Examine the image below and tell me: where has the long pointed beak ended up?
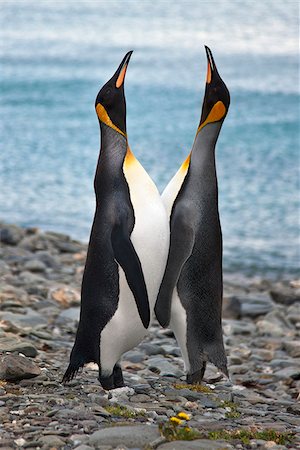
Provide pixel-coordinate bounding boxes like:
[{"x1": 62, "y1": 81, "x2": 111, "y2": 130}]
[
  {"x1": 115, "y1": 50, "x2": 133, "y2": 88},
  {"x1": 204, "y1": 45, "x2": 216, "y2": 84}
]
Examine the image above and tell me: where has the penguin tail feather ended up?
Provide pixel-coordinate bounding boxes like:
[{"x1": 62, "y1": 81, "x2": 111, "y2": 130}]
[{"x1": 62, "y1": 361, "x2": 84, "y2": 384}]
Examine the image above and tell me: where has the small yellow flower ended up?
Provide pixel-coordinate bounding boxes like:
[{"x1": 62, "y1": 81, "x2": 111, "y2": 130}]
[
  {"x1": 170, "y1": 417, "x2": 182, "y2": 425},
  {"x1": 184, "y1": 427, "x2": 191, "y2": 432},
  {"x1": 177, "y1": 412, "x2": 190, "y2": 420}
]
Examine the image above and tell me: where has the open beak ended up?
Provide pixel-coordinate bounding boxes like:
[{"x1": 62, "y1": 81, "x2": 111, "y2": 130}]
[{"x1": 115, "y1": 51, "x2": 133, "y2": 88}]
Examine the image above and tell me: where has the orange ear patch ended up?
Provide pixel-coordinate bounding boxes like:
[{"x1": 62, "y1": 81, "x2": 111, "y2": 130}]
[
  {"x1": 96, "y1": 103, "x2": 126, "y2": 137},
  {"x1": 197, "y1": 101, "x2": 226, "y2": 134},
  {"x1": 116, "y1": 65, "x2": 127, "y2": 88}
]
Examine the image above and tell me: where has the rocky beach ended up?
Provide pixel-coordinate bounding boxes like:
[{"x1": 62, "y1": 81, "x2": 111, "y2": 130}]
[{"x1": 0, "y1": 222, "x2": 299, "y2": 450}]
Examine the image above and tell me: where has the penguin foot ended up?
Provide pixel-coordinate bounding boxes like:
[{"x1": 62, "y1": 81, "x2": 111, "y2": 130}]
[
  {"x1": 99, "y1": 372, "x2": 115, "y2": 390},
  {"x1": 113, "y1": 364, "x2": 125, "y2": 388},
  {"x1": 186, "y1": 362, "x2": 207, "y2": 384},
  {"x1": 99, "y1": 364, "x2": 125, "y2": 390}
]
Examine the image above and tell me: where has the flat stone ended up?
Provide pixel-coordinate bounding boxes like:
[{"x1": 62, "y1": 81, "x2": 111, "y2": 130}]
[
  {"x1": 0, "y1": 354, "x2": 41, "y2": 381},
  {"x1": 0, "y1": 335, "x2": 38, "y2": 357},
  {"x1": 139, "y1": 343, "x2": 166, "y2": 355},
  {"x1": 133, "y1": 383, "x2": 151, "y2": 394},
  {"x1": 129, "y1": 394, "x2": 151, "y2": 403},
  {"x1": 23, "y1": 259, "x2": 47, "y2": 272},
  {"x1": 0, "y1": 308, "x2": 48, "y2": 327},
  {"x1": 287, "y1": 404, "x2": 300, "y2": 415},
  {"x1": 89, "y1": 425, "x2": 160, "y2": 447},
  {"x1": 256, "y1": 320, "x2": 285, "y2": 337},
  {"x1": 242, "y1": 303, "x2": 273, "y2": 317},
  {"x1": 158, "y1": 439, "x2": 233, "y2": 449},
  {"x1": 56, "y1": 307, "x2": 80, "y2": 323},
  {"x1": 74, "y1": 446, "x2": 95, "y2": 450},
  {"x1": 147, "y1": 357, "x2": 184, "y2": 377},
  {"x1": 223, "y1": 320, "x2": 256, "y2": 335},
  {"x1": 122, "y1": 350, "x2": 145, "y2": 363},
  {"x1": 270, "y1": 286, "x2": 300, "y2": 305},
  {"x1": 274, "y1": 367, "x2": 300, "y2": 380},
  {"x1": 161, "y1": 344, "x2": 181, "y2": 356},
  {"x1": 39, "y1": 435, "x2": 65, "y2": 447},
  {"x1": 283, "y1": 340, "x2": 300, "y2": 358}
]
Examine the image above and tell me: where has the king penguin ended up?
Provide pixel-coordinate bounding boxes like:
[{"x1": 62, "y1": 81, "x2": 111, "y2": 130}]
[
  {"x1": 155, "y1": 46, "x2": 230, "y2": 383},
  {"x1": 63, "y1": 51, "x2": 169, "y2": 389}
]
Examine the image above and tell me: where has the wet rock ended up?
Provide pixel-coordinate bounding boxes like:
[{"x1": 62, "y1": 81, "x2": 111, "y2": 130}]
[
  {"x1": 89, "y1": 425, "x2": 160, "y2": 447},
  {"x1": 0, "y1": 335, "x2": 38, "y2": 357},
  {"x1": 0, "y1": 354, "x2": 40, "y2": 381}
]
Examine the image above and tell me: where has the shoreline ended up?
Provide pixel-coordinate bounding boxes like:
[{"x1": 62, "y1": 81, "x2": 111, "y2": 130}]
[
  {"x1": 1, "y1": 220, "x2": 299, "y2": 283},
  {"x1": 0, "y1": 221, "x2": 300, "y2": 449}
]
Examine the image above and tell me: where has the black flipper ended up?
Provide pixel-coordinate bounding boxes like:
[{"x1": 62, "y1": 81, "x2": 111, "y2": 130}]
[
  {"x1": 111, "y1": 223, "x2": 150, "y2": 328},
  {"x1": 155, "y1": 211, "x2": 195, "y2": 328}
]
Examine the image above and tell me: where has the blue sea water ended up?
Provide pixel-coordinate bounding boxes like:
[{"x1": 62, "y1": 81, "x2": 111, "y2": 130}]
[{"x1": 0, "y1": 0, "x2": 299, "y2": 278}]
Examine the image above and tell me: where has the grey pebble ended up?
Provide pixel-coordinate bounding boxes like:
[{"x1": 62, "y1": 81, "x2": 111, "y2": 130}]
[
  {"x1": 24, "y1": 259, "x2": 47, "y2": 272},
  {"x1": 158, "y1": 439, "x2": 234, "y2": 449},
  {"x1": 147, "y1": 357, "x2": 184, "y2": 377},
  {"x1": 74, "y1": 446, "x2": 95, "y2": 450},
  {"x1": 89, "y1": 425, "x2": 160, "y2": 448},
  {"x1": 0, "y1": 336, "x2": 38, "y2": 357}
]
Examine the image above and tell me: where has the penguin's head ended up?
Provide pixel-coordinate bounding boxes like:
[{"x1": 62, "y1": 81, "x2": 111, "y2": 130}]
[
  {"x1": 198, "y1": 46, "x2": 230, "y2": 133},
  {"x1": 95, "y1": 51, "x2": 133, "y2": 136}
]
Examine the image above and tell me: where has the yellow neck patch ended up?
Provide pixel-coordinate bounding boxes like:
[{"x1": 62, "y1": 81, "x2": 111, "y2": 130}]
[
  {"x1": 96, "y1": 103, "x2": 126, "y2": 137},
  {"x1": 180, "y1": 153, "x2": 191, "y2": 172},
  {"x1": 197, "y1": 100, "x2": 226, "y2": 134},
  {"x1": 124, "y1": 146, "x2": 136, "y2": 168}
]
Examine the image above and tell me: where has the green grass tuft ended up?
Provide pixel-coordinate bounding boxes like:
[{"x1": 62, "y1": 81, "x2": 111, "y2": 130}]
[
  {"x1": 159, "y1": 423, "x2": 201, "y2": 441},
  {"x1": 105, "y1": 404, "x2": 145, "y2": 419},
  {"x1": 173, "y1": 383, "x2": 213, "y2": 394},
  {"x1": 208, "y1": 429, "x2": 294, "y2": 445}
]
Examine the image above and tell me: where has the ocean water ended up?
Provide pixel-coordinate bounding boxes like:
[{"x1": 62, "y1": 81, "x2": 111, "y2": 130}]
[{"x1": 0, "y1": 0, "x2": 299, "y2": 278}]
